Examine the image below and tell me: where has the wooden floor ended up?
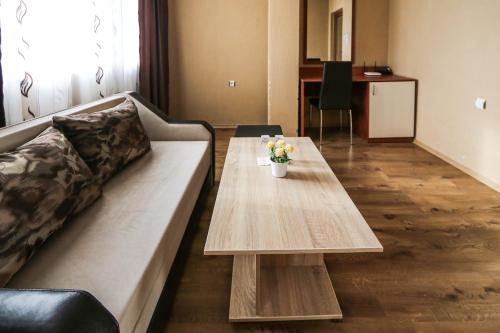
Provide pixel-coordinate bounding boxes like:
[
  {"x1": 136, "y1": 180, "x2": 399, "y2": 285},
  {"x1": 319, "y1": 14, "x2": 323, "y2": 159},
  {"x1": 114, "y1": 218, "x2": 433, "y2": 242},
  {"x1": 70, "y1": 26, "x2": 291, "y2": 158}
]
[{"x1": 161, "y1": 129, "x2": 500, "y2": 333}]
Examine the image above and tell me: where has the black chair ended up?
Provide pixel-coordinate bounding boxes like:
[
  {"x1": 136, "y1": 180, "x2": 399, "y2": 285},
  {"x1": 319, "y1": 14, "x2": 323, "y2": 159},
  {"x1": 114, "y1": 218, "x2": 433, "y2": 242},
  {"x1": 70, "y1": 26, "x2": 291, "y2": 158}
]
[
  {"x1": 309, "y1": 61, "x2": 353, "y2": 148},
  {"x1": 234, "y1": 125, "x2": 283, "y2": 137}
]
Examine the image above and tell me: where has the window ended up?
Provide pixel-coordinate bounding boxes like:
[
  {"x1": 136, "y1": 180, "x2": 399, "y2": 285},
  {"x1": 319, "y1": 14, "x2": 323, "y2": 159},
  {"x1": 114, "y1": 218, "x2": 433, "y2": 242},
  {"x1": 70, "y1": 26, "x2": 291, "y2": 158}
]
[{"x1": 0, "y1": 0, "x2": 139, "y2": 127}]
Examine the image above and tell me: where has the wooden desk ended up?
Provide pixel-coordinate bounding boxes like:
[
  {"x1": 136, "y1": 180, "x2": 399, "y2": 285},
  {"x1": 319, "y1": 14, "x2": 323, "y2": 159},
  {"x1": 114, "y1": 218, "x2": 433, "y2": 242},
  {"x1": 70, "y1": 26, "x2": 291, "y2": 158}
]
[
  {"x1": 299, "y1": 67, "x2": 417, "y2": 142},
  {"x1": 204, "y1": 137, "x2": 382, "y2": 322}
]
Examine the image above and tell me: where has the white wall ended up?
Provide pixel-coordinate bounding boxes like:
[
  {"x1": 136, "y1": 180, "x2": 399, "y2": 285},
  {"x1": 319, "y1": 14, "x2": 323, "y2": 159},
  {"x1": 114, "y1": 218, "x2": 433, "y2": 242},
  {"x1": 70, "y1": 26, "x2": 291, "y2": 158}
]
[{"x1": 388, "y1": 0, "x2": 500, "y2": 191}]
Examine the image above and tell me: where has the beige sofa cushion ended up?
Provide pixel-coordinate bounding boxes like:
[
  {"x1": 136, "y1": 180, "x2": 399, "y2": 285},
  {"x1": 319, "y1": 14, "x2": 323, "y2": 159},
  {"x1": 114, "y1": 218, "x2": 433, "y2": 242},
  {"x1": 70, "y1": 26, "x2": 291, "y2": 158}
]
[{"x1": 7, "y1": 140, "x2": 211, "y2": 333}]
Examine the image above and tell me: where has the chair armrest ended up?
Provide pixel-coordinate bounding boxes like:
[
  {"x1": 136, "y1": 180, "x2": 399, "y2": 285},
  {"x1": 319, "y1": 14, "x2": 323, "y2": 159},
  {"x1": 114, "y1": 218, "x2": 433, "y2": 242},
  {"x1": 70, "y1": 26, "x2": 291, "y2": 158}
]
[
  {"x1": 0, "y1": 289, "x2": 119, "y2": 333},
  {"x1": 126, "y1": 92, "x2": 215, "y2": 185}
]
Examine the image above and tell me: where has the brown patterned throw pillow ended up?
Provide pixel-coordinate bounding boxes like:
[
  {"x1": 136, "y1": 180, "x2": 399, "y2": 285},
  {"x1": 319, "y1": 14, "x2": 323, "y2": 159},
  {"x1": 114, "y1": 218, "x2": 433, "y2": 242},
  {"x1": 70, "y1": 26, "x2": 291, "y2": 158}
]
[
  {"x1": 0, "y1": 127, "x2": 102, "y2": 287},
  {"x1": 53, "y1": 99, "x2": 151, "y2": 184}
]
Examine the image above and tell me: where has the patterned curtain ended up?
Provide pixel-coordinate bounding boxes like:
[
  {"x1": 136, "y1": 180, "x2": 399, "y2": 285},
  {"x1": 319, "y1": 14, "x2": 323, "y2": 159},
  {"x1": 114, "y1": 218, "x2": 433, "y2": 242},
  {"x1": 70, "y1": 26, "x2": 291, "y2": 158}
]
[
  {"x1": 139, "y1": 0, "x2": 169, "y2": 114},
  {"x1": 0, "y1": 25, "x2": 5, "y2": 128},
  {"x1": 0, "y1": 0, "x2": 139, "y2": 127}
]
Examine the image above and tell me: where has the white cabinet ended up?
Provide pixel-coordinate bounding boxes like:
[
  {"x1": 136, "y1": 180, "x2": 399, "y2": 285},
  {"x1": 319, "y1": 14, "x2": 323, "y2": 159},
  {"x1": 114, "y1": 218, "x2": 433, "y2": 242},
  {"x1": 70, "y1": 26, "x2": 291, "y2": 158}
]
[{"x1": 368, "y1": 81, "x2": 415, "y2": 139}]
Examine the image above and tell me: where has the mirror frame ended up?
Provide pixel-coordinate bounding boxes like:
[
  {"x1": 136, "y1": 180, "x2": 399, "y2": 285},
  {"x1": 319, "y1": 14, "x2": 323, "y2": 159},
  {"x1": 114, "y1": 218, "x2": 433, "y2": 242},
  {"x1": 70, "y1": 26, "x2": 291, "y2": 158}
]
[{"x1": 302, "y1": 0, "x2": 356, "y2": 65}]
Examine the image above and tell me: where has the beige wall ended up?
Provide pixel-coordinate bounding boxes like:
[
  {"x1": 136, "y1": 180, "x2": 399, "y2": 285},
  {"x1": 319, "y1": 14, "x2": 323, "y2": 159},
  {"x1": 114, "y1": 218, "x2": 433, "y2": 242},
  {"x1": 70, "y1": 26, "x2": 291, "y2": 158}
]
[
  {"x1": 168, "y1": 0, "x2": 268, "y2": 126},
  {"x1": 268, "y1": 0, "x2": 300, "y2": 136},
  {"x1": 306, "y1": 0, "x2": 329, "y2": 60},
  {"x1": 354, "y1": 0, "x2": 388, "y2": 66},
  {"x1": 388, "y1": 0, "x2": 500, "y2": 190}
]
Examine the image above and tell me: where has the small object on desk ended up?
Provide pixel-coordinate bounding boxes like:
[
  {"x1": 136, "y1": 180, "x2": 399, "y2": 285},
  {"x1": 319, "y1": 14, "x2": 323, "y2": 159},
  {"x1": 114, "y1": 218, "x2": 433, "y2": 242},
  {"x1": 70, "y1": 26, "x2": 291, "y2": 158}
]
[
  {"x1": 380, "y1": 66, "x2": 393, "y2": 75},
  {"x1": 364, "y1": 71, "x2": 382, "y2": 76},
  {"x1": 274, "y1": 135, "x2": 284, "y2": 139},
  {"x1": 261, "y1": 135, "x2": 270, "y2": 143}
]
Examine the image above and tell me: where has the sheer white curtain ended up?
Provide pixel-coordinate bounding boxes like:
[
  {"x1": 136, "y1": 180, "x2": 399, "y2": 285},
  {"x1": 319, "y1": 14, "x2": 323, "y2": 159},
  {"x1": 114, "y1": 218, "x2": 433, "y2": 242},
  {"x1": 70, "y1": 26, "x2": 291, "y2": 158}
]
[{"x1": 0, "y1": 0, "x2": 139, "y2": 126}]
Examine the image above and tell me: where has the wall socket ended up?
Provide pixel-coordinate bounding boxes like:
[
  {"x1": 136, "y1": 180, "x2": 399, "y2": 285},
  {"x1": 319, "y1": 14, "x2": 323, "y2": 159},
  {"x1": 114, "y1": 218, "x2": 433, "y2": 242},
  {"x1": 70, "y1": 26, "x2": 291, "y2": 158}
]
[
  {"x1": 475, "y1": 98, "x2": 487, "y2": 110},
  {"x1": 229, "y1": 80, "x2": 236, "y2": 88}
]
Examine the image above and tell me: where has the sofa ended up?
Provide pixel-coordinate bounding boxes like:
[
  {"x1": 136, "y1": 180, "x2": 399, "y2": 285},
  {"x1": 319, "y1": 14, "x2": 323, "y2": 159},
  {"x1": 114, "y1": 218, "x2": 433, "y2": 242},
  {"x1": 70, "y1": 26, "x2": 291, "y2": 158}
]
[{"x1": 0, "y1": 92, "x2": 214, "y2": 333}]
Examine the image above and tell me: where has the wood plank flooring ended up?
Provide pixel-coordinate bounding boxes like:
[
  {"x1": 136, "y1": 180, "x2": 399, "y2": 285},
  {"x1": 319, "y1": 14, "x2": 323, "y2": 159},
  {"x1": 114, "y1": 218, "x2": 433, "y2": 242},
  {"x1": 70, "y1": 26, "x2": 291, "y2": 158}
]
[{"x1": 161, "y1": 129, "x2": 500, "y2": 333}]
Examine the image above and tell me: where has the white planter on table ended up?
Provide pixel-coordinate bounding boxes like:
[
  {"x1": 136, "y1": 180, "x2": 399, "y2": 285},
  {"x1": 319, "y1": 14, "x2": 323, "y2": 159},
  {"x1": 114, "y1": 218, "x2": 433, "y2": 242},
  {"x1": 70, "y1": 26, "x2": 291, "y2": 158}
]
[{"x1": 271, "y1": 161, "x2": 288, "y2": 178}]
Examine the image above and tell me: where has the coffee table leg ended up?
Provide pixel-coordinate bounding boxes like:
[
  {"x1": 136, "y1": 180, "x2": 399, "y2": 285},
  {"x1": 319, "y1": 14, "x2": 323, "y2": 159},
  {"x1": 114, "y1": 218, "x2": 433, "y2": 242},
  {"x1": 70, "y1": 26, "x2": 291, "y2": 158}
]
[{"x1": 229, "y1": 254, "x2": 342, "y2": 322}]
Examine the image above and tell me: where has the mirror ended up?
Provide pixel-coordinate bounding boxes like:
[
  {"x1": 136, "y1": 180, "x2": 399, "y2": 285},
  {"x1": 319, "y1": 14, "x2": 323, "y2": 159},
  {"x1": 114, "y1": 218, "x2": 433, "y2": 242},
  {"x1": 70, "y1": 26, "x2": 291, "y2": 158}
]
[{"x1": 304, "y1": 0, "x2": 353, "y2": 63}]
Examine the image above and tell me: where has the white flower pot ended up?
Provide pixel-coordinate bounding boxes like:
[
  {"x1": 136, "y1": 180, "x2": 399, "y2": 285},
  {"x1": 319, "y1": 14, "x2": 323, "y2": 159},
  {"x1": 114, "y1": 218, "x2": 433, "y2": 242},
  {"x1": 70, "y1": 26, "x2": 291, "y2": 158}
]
[{"x1": 271, "y1": 161, "x2": 288, "y2": 178}]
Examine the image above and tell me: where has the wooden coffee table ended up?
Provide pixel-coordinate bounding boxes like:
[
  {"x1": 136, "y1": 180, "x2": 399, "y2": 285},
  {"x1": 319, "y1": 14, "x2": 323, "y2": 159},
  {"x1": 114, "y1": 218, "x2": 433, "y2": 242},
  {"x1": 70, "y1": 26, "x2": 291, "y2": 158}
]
[{"x1": 204, "y1": 137, "x2": 382, "y2": 322}]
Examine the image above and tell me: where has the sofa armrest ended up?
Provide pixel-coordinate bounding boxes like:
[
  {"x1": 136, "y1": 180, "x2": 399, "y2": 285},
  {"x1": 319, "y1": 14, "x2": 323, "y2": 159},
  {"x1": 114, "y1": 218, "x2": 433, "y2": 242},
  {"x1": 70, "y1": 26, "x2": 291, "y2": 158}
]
[
  {"x1": 0, "y1": 289, "x2": 119, "y2": 333},
  {"x1": 127, "y1": 92, "x2": 213, "y2": 142},
  {"x1": 126, "y1": 92, "x2": 215, "y2": 185}
]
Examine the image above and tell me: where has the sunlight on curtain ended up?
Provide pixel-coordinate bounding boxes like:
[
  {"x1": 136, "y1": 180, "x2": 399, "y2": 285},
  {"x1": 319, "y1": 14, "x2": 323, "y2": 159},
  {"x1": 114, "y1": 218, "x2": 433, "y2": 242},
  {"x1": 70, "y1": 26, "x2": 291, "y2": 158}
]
[{"x1": 0, "y1": 0, "x2": 139, "y2": 126}]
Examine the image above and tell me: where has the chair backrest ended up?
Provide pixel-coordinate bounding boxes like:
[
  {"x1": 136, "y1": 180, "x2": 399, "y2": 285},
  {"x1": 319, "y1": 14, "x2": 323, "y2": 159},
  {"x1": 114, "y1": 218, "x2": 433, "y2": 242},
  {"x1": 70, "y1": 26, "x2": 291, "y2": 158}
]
[{"x1": 319, "y1": 61, "x2": 352, "y2": 110}]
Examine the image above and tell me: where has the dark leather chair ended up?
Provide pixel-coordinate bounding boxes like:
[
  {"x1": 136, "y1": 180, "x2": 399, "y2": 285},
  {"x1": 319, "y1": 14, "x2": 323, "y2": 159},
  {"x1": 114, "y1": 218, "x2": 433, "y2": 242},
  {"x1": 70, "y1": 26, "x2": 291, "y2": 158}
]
[
  {"x1": 0, "y1": 289, "x2": 119, "y2": 333},
  {"x1": 234, "y1": 125, "x2": 283, "y2": 137},
  {"x1": 310, "y1": 61, "x2": 353, "y2": 148}
]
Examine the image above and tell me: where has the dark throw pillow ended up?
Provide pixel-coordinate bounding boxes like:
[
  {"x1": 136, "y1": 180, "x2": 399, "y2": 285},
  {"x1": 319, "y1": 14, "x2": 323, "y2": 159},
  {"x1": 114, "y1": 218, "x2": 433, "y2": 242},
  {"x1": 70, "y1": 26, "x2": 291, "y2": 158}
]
[
  {"x1": 0, "y1": 127, "x2": 102, "y2": 287},
  {"x1": 52, "y1": 99, "x2": 151, "y2": 184}
]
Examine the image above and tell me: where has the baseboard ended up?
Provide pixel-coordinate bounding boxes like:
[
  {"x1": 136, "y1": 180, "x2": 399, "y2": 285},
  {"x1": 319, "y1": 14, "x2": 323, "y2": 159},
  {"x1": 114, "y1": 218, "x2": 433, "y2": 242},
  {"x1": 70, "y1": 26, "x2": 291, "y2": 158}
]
[
  {"x1": 414, "y1": 139, "x2": 500, "y2": 193},
  {"x1": 368, "y1": 137, "x2": 414, "y2": 143}
]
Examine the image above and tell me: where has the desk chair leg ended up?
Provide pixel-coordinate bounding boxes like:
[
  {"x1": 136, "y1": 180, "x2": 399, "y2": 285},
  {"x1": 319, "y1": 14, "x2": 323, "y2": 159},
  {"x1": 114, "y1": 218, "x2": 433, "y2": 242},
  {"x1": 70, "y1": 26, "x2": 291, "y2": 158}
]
[
  {"x1": 309, "y1": 103, "x2": 313, "y2": 126},
  {"x1": 319, "y1": 109, "x2": 323, "y2": 151},
  {"x1": 349, "y1": 109, "x2": 353, "y2": 145}
]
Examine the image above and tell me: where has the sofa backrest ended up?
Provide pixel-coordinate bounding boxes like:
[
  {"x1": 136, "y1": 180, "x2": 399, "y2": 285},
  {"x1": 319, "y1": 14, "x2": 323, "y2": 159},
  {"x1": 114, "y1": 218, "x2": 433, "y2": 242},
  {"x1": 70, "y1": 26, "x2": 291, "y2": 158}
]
[{"x1": 0, "y1": 95, "x2": 128, "y2": 153}]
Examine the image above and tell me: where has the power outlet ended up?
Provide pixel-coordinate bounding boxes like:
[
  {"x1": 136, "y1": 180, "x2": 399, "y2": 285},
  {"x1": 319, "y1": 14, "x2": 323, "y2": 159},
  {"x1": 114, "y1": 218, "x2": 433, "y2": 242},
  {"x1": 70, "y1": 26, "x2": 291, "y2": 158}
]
[
  {"x1": 229, "y1": 80, "x2": 236, "y2": 88},
  {"x1": 475, "y1": 98, "x2": 487, "y2": 110}
]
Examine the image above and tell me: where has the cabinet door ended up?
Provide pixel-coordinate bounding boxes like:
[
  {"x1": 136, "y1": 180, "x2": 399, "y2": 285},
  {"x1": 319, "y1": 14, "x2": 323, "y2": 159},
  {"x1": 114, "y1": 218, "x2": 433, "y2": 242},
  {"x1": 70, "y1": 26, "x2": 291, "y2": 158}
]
[{"x1": 369, "y1": 81, "x2": 415, "y2": 138}]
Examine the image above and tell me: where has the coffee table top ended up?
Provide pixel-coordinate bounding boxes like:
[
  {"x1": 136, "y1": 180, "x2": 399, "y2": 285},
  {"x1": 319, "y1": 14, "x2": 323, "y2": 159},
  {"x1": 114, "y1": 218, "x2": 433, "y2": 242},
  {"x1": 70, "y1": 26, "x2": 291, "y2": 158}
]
[{"x1": 204, "y1": 137, "x2": 382, "y2": 255}]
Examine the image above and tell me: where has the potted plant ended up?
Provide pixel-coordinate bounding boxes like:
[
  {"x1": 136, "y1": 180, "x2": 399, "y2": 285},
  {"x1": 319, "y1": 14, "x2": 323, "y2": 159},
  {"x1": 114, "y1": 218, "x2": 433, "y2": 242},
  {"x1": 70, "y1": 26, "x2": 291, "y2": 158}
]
[{"x1": 266, "y1": 139, "x2": 295, "y2": 178}]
